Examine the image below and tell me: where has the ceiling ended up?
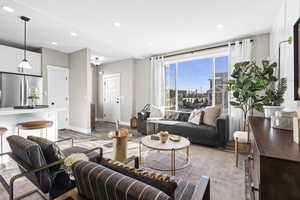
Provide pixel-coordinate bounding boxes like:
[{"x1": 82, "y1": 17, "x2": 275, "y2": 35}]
[{"x1": 0, "y1": 0, "x2": 284, "y2": 63}]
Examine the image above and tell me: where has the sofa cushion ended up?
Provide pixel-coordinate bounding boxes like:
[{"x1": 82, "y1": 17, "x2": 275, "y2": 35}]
[
  {"x1": 177, "y1": 112, "x2": 190, "y2": 122},
  {"x1": 203, "y1": 105, "x2": 221, "y2": 126},
  {"x1": 188, "y1": 109, "x2": 204, "y2": 125},
  {"x1": 150, "y1": 105, "x2": 163, "y2": 118},
  {"x1": 101, "y1": 158, "x2": 177, "y2": 197},
  {"x1": 164, "y1": 111, "x2": 180, "y2": 120},
  {"x1": 72, "y1": 160, "x2": 171, "y2": 200},
  {"x1": 27, "y1": 136, "x2": 65, "y2": 172},
  {"x1": 158, "y1": 122, "x2": 217, "y2": 140}
]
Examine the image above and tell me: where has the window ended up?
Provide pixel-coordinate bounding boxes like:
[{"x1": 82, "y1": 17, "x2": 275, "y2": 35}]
[{"x1": 165, "y1": 55, "x2": 228, "y2": 112}]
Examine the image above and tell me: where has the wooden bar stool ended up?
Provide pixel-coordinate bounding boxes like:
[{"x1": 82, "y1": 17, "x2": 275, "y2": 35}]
[
  {"x1": 234, "y1": 131, "x2": 250, "y2": 167},
  {"x1": 16, "y1": 120, "x2": 53, "y2": 138},
  {"x1": 0, "y1": 127, "x2": 8, "y2": 169}
]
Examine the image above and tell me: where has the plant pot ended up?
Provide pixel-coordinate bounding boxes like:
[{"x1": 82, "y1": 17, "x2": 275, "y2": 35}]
[{"x1": 263, "y1": 106, "x2": 284, "y2": 118}]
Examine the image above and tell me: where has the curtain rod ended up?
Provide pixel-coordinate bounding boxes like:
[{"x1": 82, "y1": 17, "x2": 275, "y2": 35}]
[{"x1": 151, "y1": 39, "x2": 254, "y2": 59}]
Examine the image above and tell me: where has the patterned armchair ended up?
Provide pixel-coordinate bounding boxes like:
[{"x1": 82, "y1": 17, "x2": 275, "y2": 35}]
[
  {"x1": 1, "y1": 135, "x2": 102, "y2": 200},
  {"x1": 72, "y1": 160, "x2": 210, "y2": 200}
]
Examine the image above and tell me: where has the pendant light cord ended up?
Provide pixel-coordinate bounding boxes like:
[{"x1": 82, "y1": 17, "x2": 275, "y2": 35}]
[{"x1": 24, "y1": 19, "x2": 26, "y2": 60}]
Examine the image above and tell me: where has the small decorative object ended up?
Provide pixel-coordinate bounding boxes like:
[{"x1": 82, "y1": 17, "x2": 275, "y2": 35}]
[
  {"x1": 119, "y1": 128, "x2": 129, "y2": 137},
  {"x1": 64, "y1": 153, "x2": 88, "y2": 179},
  {"x1": 271, "y1": 111, "x2": 297, "y2": 131},
  {"x1": 169, "y1": 135, "x2": 181, "y2": 142},
  {"x1": 159, "y1": 131, "x2": 169, "y2": 143},
  {"x1": 293, "y1": 118, "x2": 300, "y2": 144},
  {"x1": 27, "y1": 88, "x2": 40, "y2": 107},
  {"x1": 130, "y1": 116, "x2": 137, "y2": 128},
  {"x1": 150, "y1": 135, "x2": 160, "y2": 140}
]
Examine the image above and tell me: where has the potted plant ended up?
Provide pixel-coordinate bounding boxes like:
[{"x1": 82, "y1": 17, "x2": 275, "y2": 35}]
[
  {"x1": 227, "y1": 61, "x2": 269, "y2": 131},
  {"x1": 262, "y1": 78, "x2": 287, "y2": 118}
]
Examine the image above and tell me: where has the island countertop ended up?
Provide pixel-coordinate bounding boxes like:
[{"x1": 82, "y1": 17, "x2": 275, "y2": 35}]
[{"x1": 0, "y1": 107, "x2": 65, "y2": 115}]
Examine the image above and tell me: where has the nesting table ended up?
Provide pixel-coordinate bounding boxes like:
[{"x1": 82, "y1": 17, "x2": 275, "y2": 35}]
[{"x1": 139, "y1": 135, "x2": 190, "y2": 175}]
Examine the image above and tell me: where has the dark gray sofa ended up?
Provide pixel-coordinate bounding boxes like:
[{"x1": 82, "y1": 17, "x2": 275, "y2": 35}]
[{"x1": 137, "y1": 111, "x2": 229, "y2": 147}]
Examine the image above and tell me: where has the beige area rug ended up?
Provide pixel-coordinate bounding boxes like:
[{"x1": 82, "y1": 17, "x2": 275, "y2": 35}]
[{"x1": 0, "y1": 127, "x2": 247, "y2": 200}]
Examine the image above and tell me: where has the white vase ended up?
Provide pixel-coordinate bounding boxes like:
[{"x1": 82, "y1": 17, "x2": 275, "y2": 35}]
[{"x1": 263, "y1": 106, "x2": 284, "y2": 118}]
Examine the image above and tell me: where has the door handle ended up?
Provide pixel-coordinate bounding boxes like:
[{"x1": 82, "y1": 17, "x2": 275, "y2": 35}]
[{"x1": 51, "y1": 102, "x2": 55, "y2": 105}]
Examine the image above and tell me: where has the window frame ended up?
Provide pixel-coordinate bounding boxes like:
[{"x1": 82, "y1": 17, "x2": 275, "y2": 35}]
[{"x1": 164, "y1": 52, "x2": 229, "y2": 112}]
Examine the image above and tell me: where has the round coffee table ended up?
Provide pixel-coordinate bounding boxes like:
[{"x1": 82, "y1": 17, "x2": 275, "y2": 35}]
[{"x1": 139, "y1": 135, "x2": 190, "y2": 175}]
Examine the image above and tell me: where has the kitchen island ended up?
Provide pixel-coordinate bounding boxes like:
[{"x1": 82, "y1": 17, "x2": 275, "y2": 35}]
[{"x1": 0, "y1": 107, "x2": 62, "y2": 154}]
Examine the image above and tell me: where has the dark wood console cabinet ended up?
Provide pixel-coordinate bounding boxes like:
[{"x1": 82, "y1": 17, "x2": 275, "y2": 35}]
[{"x1": 248, "y1": 117, "x2": 300, "y2": 200}]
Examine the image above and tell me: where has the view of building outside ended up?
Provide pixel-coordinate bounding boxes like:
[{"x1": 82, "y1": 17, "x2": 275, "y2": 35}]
[{"x1": 165, "y1": 56, "x2": 228, "y2": 112}]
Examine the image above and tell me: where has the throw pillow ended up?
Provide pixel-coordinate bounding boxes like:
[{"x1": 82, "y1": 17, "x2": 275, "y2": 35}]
[
  {"x1": 164, "y1": 111, "x2": 180, "y2": 120},
  {"x1": 150, "y1": 105, "x2": 163, "y2": 118},
  {"x1": 188, "y1": 109, "x2": 203, "y2": 125},
  {"x1": 202, "y1": 105, "x2": 221, "y2": 126},
  {"x1": 101, "y1": 158, "x2": 177, "y2": 197},
  {"x1": 27, "y1": 136, "x2": 65, "y2": 171}
]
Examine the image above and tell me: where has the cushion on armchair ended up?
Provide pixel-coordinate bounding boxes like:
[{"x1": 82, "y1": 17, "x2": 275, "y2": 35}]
[
  {"x1": 101, "y1": 158, "x2": 177, "y2": 197},
  {"x1": 27, "y1": 136, "x2": 65, "y2": 171}
]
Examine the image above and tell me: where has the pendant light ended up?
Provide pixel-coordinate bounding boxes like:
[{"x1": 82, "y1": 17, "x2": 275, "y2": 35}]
[{"x1": 18, "y1": 16, "x2": 31, "y2": 69}]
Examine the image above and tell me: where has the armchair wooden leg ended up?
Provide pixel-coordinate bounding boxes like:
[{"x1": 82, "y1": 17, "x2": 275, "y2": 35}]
[{"x1": 235, "y1": 137, "x2": 239, "y2": 167}]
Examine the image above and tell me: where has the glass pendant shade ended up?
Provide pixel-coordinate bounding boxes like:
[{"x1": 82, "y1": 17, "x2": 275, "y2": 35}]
[
  {"x1": 19, "y1": 16, "x2": 32, "y2": 69},
  {"x1": 18, "y1": 59, "x2": 31, "y2": 69}
]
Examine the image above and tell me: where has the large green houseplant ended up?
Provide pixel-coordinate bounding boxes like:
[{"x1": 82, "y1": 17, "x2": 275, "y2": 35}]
[{"x1": 227, "y1": 61, "x2": 277, "y2": 131}]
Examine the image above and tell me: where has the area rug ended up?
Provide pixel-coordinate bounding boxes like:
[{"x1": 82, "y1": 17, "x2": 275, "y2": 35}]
[{"x1": 0, "y1": 123, "x2": 248, "y2": 200}]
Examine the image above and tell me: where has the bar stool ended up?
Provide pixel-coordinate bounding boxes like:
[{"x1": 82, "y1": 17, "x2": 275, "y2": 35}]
[
  {"x1": 0, "y1": 127, "x2": 8, "y2": 169},
  {"x1": 234, "y1": 131, "x2": 250, "y2": 167},
  {"x1": 16, "y1": 120, "x2": 53, "y2": 138}
]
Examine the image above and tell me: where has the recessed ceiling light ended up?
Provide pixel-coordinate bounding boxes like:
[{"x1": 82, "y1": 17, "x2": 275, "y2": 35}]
[
  {"x1": 216, "y1": 24, "x2": 224, "y2": 29},
  {"x1": 113, "y1": 22, "x2": 121, "y2": 27},
  {"x1": 70, "y1": 32, "x2": 77, "y2": 37},
  {"x1": 51, "y1": 42, "x2": 58, "y2": 45},
  {"x1": 2, "y1": 6, "x2": 14, "y2": 13}
]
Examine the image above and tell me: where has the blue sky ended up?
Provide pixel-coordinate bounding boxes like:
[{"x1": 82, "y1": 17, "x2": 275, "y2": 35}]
[{"x1": 166, "y1": 56, "x2": 228, "y2": 92}]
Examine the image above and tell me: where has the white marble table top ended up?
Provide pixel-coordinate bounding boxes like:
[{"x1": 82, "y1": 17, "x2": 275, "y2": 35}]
[
  {"x1": 141, "y1": 135, "x2": 190, "y2": 150},
  {"x1": 0, "y1": 107, "x2": 65, "y2": 115}
]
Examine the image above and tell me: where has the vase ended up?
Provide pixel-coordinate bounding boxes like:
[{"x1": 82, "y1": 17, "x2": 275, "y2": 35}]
[
  {"x1": 160, "y1": 132, "x2": 169, "y2": 143},
  {"x1": 263, "y1": 106, "x2": 284, "y2": 118}
]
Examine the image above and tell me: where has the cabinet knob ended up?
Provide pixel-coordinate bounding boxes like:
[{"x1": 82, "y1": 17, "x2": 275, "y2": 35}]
[
  {"x1": 248, "y1": 154, "x2": 254, "y2": 160},
  {"x1": 251, "y1": 183, "x2": 259, "y2": 192}
]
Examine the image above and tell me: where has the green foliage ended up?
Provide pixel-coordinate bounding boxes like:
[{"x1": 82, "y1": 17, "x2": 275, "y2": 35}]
[
  {"x1": 262, "y1": 78, "x2": 287, "y2": 106},
  {"x1": 226, "y1": 60, "x2": 278, "y2": 130}
]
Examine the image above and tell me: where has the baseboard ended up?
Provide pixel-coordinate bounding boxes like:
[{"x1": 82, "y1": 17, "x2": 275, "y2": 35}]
[
  {"x1": 119, "y1": 121, "x2": 130, "y2": 126},
  {"x1": 68, "y1": 125, "x2": 91, "y2": 134}
]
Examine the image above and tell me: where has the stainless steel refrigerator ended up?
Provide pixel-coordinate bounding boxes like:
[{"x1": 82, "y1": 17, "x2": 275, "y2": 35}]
[{"x1": 0, "y1": 73, "x2": 43, "y2": 107}]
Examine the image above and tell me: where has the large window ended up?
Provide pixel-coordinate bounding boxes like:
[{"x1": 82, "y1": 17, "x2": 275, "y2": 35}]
[{"x1": 165, "y1": 56, "x2": 228, "y2": 112}]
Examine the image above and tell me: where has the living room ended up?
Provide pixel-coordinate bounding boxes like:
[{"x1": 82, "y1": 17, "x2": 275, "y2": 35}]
[{"x1": 0, "y1": 0, "x2": 299, "y2": 200}]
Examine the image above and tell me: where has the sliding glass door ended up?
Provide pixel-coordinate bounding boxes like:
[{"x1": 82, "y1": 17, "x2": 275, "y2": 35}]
[{"x1": 165, "y1": 55, "x2": 228, "y2": 113}]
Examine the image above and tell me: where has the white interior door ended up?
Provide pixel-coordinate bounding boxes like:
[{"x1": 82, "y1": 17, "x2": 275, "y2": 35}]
[
  {"x1": 47, "y1": 66, "x2": 69, "y2": 129},
  {"x1": 103, "y1": 73, "x2": 120, "y2": 122}
]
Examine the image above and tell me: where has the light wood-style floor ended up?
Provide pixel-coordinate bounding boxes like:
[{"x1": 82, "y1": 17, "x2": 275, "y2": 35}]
[{"x1": 0, "y1": 123, "x2": 247, "y2": 200}]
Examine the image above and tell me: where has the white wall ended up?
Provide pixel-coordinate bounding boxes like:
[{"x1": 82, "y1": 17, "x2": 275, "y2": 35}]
[
  {"x1": 41, "y1": 47, "x2": 69, "y2": 104},
  {"x1": 69, "y1": 48, "x2": 92, "y2": 133},
  {"x1": 98, "y1": 59, "x2": 135, "y2": 124},
  {"x1": 270, "y1": 0, "x2": 300, "y2": 109},
  {"x1": 135, "y1": 58, "x2": 151, "y2": 112}
]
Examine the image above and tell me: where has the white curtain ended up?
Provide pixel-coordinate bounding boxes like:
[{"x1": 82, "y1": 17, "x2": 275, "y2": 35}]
[
  {"x1": 228, "y1": 39, "x2": 253, "y2": 139},
  {"x1": 150, "y1": 56, "x2": 165, "y2": 110}
]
